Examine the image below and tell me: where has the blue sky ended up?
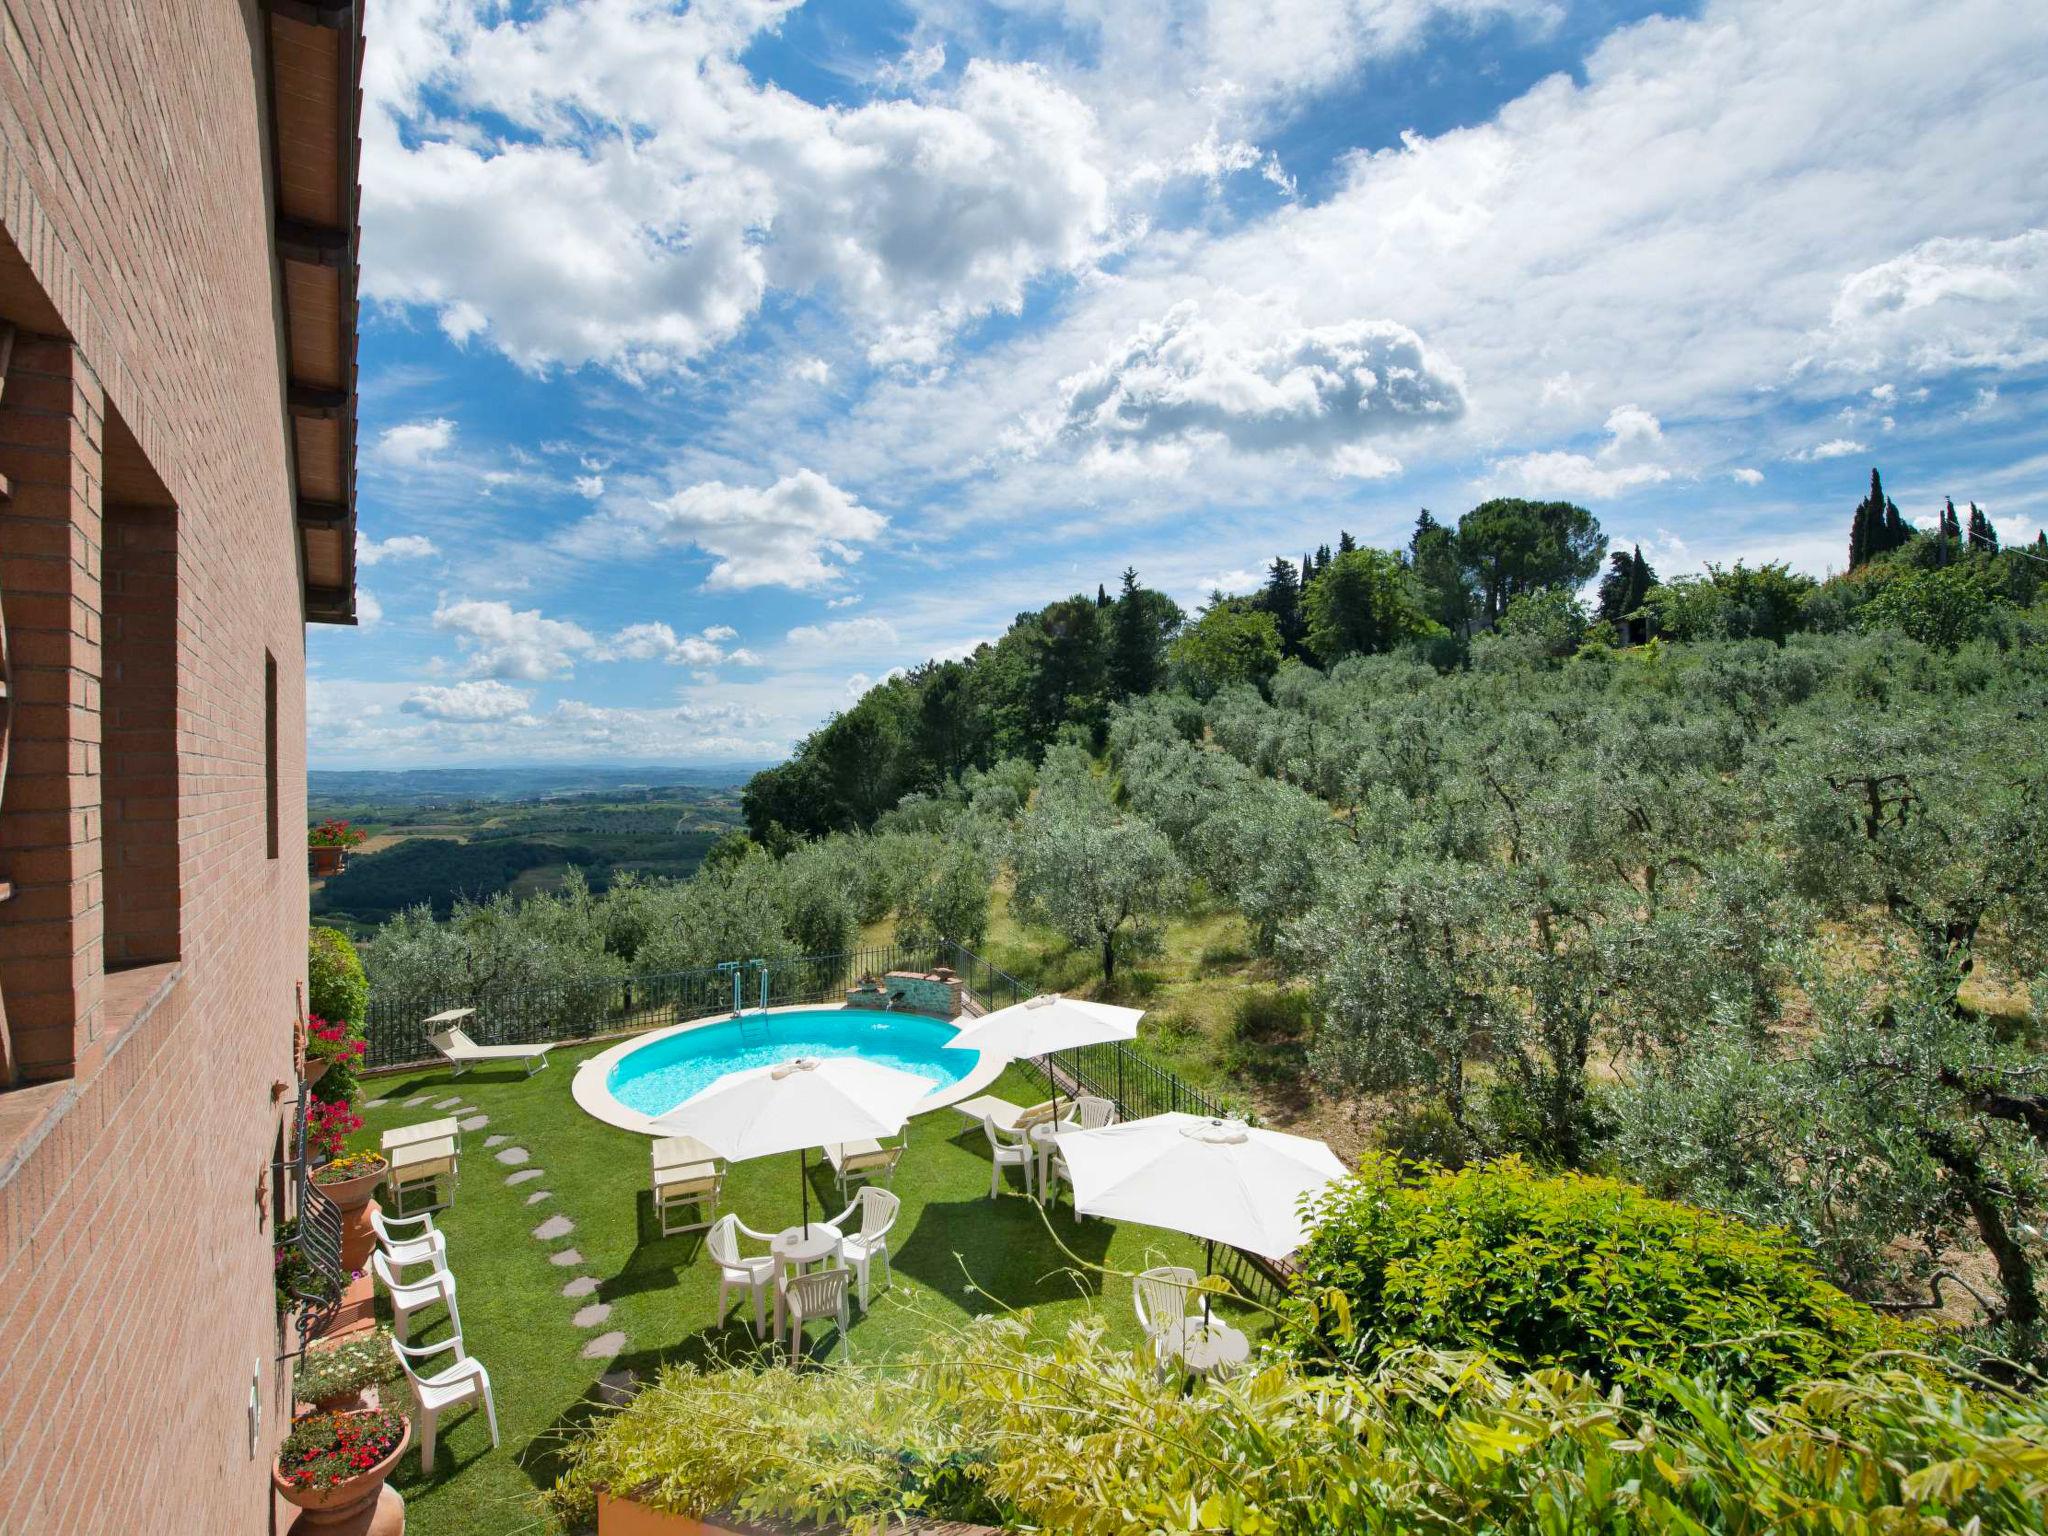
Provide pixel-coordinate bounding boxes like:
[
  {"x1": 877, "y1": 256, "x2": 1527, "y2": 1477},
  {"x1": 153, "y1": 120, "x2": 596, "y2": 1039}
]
[{"x1": 314, "y1": 0, "x2": 2048, "y2": 767}]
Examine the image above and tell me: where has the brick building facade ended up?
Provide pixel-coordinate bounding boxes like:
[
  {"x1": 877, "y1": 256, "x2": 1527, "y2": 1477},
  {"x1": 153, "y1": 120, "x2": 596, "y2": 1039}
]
[{"x1": 0, "y1": 4, "x2": 361, "y2": 1531}]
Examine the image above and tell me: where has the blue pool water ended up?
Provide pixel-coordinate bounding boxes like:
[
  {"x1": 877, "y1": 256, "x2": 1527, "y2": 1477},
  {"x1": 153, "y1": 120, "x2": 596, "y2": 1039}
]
[{"x1": 607, "y1": 1008, "x2": 977, "y2": 1117}]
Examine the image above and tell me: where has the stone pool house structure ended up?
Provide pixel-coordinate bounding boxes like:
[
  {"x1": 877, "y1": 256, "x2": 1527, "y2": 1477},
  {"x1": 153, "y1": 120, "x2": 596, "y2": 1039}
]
[{"x1": 0, "y1": 4, "x2": 362, "y2": 1532}]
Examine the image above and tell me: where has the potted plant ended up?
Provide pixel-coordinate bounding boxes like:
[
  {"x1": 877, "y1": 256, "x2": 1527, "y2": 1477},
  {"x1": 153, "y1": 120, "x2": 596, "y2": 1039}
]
[
  {"x1": 306, "y1": 1013, "x2": 368, "y2": 1096},
  {"x1": 296, "y1": 1327, "x2": 400, "y2": 1414},
  {"x1": 307, "y1": 818, "x2": 367, "y2": 877},
  {"x1": 311, "y1": 1149, "x2": 389, "y2": 1212},
  {"x1": 274, "y1": 1407, "x2": 410, "y2": 1530}
]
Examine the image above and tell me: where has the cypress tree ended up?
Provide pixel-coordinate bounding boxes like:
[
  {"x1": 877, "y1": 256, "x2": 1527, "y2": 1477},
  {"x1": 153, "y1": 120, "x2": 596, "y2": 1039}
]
[
  {"x1": 1259, "y1": 557, "x2": 1306, "y2": 659},
  {"x1": 1881, "y1": 495, "x2": 1909, "y2": 556},
  {"x1": 1939, "y1": 498, "x2": 1962, "y2": 564},
  {"x1": 1850, "y1": 469, "x2": 1888, "y2": 568},
  {"x1": 1109, "y1": 567, "x2": 1163, "y2": 699},
  {"x1": 1097, "y1": 583, "x2": 1110, "y2": 608},
  {"x1": 1315, "y1": 543, "x2": 1332, "y2": 574},
  {"x1": 1337, "y1": 530, "x2": 1357, "y2": 555},
  {"x1": 1303, "y1": 552, "x2": 1316, "y2": 588},
  {"x1": 1849, "y1": 500, "x2": 1870, "y2": 569},
  {"x1": 1968, "y1": 503, "x2": 1998, "y2": 554}
]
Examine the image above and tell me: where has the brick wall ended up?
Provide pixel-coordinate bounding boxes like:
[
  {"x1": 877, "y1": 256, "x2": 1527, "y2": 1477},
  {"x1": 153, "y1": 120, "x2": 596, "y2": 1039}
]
[{"x1": 0, "y1": 3, "x2": 314, "y2": 1533}]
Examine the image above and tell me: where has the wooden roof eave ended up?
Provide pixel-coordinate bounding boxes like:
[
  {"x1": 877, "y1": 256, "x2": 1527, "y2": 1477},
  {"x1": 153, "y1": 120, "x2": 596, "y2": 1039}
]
[{"x1": 262, "y1": 0, "x2": 363, "y2": 626}]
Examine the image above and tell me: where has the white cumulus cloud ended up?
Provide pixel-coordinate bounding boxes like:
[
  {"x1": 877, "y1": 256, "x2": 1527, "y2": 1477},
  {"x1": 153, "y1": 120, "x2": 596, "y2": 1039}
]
[
  {"x1": 1827, "y1": 229, "x2": 2048, "y2": 374},
  {"x1": 1055, "y1": 302, "x2": 1464, "y2": 461},
  {"x1": 401, "y1": 679, "x2": 534, "y2": 722},
  {"x1": 357, "y1": 532, "x2": 439, "y2": 565},
  {"x1": 572, "y1": 469, "x2": 885, "y2": 591},
  {"x1": 1491, "y1": 404, "x2": 1674, "y2": 499},
  {"x1": 785, "y1": 615, "x2": 900, "y2": 651},
  {"x1": 372, "y1": 417, "x2": 456, "y2": 467}
]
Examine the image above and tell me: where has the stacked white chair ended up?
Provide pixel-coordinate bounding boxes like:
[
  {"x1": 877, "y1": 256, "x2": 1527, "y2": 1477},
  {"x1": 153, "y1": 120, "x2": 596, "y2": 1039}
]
[
  {"x1": 366, "y1": 1202, "x2": 501, "y2": 1472},
  {"x1": 389, "y1": 1335, "x2": 500, "y2": 1473}
]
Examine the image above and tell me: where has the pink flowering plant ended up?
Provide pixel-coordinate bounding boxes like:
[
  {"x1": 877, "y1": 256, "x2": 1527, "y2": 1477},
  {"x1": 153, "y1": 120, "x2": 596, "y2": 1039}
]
[
  {"x1": 306, "y1": 1011, "x2": 368, "y2": 1098},
  {"x1": 307, "y1": 1096, "x2": 363, "y2": 1162}
]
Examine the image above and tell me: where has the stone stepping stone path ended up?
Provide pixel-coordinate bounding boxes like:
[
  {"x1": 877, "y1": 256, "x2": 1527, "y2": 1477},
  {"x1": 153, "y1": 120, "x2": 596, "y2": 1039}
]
[
  {"x1": 460, "y1": 1114, "x2": 489, "y2": 1132},
  {"x1": 505, "y1": 1168, "x2": 544, "y2": 1186},
  {"x1": 494, "y1": 1146, "x2": 530, "y2": 1166},
  {"x1": 533, "y1": 1214, "x2": 574, "y2": 1241},
  {"x1": 524, "y1": 1190, "x2": 552, "y2": 1206},
  {"x1": 484, "y1": 1134, "x2": 509, "y2": 1148},
  {"x1": 433, "y1": 1097, "x2": 463, "y2": 1109},
  {"x1": 573, "y1": 1302, "x2": 612, "y2": 1328},
  {"x1": 404, "y1": 1096, "x2": 431, "y2": 1108},
  {"x1": 596, "y1": 1369, "x2": 640, "y2": 1406},
  {"x1": 549, "y1": 1248, "x2": 584, "y2": 1268},
  {"x1": 562, "y1": 1276, "x2": 599, "y2": 1298},
  {"x1": 582, "y1": 1330, "x2": 627, "y2": 1360},
  {"x1": 362, "y1": 1098, "x2": 390, "y2": 1110}
]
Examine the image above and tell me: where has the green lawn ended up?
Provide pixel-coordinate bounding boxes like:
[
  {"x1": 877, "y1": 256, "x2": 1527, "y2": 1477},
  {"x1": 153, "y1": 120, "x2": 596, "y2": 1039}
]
[{"x1": 345, "y1": 1042, "x2": 1263, "y2": 1536}]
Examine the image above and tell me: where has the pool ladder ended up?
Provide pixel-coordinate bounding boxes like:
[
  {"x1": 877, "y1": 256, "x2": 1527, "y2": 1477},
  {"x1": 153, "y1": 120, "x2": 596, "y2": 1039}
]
[{"x1": 739, "y1": 1011, "x2": 771, "y2": 1048}]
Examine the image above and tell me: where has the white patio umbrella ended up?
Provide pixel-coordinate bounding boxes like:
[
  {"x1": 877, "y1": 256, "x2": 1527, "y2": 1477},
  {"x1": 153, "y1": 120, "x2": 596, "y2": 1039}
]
[
  {"x1": 945, "y1": 994, "x2": 1144, "y2": 1119},
  {"x1": 652, "y1": 1056, "x2": 931, "y2": 1236},
  {"x1": 1055, "y1": 1112, "x2": 1348, "y2": 1308}
]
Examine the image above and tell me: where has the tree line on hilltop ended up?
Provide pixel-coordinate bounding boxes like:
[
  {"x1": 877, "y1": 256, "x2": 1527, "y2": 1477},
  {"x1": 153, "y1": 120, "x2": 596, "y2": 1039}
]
[{"x1": 744, "y1": 473, "x2": 2045, "y2": 843}]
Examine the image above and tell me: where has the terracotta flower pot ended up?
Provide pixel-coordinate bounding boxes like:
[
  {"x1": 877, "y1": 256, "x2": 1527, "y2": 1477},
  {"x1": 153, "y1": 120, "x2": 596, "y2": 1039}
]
[
  {"x1": 309, "y1": 845, "x2": 346, "y2": 877},
  {"x1": 313, "y1": 1161, "x2": 389, "y2": 1212},
  {"x1": 305, "y1": 1057, "x2": 333, "y2": 1089},
  {"x1": 274, "y1": 1416, "x2": 410, "y2": 1536}
]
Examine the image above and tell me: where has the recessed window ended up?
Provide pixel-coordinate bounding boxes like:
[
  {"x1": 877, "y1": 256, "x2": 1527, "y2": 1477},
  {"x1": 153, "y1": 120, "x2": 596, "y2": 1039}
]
[{"x1": 265, "y1": 651, "x2": 279, "y2": 862}]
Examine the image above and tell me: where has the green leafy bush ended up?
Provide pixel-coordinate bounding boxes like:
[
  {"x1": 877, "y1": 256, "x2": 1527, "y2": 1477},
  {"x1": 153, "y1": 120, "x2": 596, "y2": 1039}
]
[
  {"x1": 552, "y1": 1314, "x2": 2048, "y2": 1536},
  {"x1": 308, "y1": 927, "x2": 369, "y2": 1029},
  {"x1": 1281, "y1": 1155, "x2": 1911, "y2": 1406}
]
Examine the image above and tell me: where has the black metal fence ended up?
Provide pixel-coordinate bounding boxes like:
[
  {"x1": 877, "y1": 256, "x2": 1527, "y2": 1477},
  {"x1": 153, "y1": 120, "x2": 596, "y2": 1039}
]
[
  {"x1": 364, "y1": 936, "x2": 1232, "y2": 1129},
  {"x1": 363, "y1": 943, "x2": 943, "y2": 1069},
  {"x1": 933, "y1": 940, "x2": 1232, "y2": 1123}
]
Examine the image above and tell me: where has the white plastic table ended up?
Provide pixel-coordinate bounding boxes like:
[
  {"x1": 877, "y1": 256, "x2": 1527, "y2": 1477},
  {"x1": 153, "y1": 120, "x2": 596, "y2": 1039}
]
[
  {"x1": 387, "y1": 1135, "x2": 458, "y2": 1215},
  {"x1": 382, "y1": 1116, "x2": 459, "y2": 1153},
  {"x1": 770, "y1": 1222, "x2": 842, "y2": 1334},
  {"x1": 1163, "y1": 1316, "x2": 1250, "y2": 1376},
  {"x1": 1027, "y1": 1118, "x2": 1078, "y2": 1198}
]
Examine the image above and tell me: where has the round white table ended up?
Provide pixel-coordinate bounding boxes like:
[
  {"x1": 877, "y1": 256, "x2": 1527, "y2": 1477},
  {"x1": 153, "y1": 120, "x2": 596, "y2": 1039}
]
[
  {"x1": 770, "y1": 1222, "x2": 840, "y2": 1334},
  {"x1": 1027, "y1": 1119, "x2": 1078, "y2": 1199},
  {"x1": 1163, "y1": 1316, "x2": 1250, "y2": 1376}
]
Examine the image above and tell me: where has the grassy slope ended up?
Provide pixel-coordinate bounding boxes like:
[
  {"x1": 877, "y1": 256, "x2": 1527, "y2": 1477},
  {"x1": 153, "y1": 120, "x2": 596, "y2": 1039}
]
[
  {"x1": 350, "y1": 1044, "x2": 1252, "y2": 1536},
  {"x1": 970, "y1": 880, "x2": 1340, "y2": 1141}
]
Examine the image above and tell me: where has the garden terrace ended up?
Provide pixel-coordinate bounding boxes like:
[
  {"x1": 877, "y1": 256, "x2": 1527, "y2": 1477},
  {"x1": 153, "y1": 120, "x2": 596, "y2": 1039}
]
[{"x1": 348, "y1": 1042, "x2": 1268, "y2": 1536}]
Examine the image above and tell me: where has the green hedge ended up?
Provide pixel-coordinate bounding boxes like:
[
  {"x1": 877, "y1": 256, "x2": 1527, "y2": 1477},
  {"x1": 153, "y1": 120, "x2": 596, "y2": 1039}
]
[{"x1": 1280, "y1": 1155, "x2": 1912, "y2": 1407}]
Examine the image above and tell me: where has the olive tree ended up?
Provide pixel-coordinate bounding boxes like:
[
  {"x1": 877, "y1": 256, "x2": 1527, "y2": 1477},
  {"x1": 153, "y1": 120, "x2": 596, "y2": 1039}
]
[{"x1": 1012, "y1": 763, "x2": 1185, "y2": 984}]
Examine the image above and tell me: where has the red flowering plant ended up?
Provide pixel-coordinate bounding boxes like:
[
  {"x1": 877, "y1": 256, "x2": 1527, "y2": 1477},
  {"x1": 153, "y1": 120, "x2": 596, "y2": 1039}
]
[
  {"x1": 307, "y1": 1096, "x2": 364, "y2": 1162},
  {"x1": 277, "y1": 1407, "x2": 407, "y2": 1490},
  {"x1": 306, "y1": 818, "x2": 368, "y2": 850},
  {"x1": 306, "y1": 1011, "x2": 368, "y2": 1098}
]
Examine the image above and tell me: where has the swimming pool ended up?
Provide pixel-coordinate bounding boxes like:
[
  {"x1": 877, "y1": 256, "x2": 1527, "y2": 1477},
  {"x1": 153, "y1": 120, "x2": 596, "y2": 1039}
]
[{"x1": 572, "y1": 1005, "x2": 1004, "y2": 1134}]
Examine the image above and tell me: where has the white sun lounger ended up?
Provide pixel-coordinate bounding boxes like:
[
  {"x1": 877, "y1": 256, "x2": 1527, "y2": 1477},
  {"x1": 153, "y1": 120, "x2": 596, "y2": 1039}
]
[{"x1": 424, "y1": 1010, "x2": 553, "y2": 1076}]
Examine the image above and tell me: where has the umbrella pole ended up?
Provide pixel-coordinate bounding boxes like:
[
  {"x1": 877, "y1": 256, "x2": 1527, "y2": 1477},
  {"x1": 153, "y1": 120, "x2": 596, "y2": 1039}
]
[
  {"x1": 1203, "y1": 1239, "x2": 1214, "y2": 1325},
  {"x1": 799, "y1": 1148, "x2": 810, "y2": 1237}
]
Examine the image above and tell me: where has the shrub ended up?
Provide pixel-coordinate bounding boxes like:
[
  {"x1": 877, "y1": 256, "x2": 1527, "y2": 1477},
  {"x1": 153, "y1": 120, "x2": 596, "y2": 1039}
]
[
  {"x1": 277, "y1": 1407, "x2": 407, "y2": 1489},
  {"x1": 552, "y1": 1315, "x2": 2048, "y2": 1536},
  {"x1": 1230, "y1": 986, "x2": 1313, "y2": 1042},
  {"x1": 1281, "y1": 1155, "x2": 1911, "y2": 1407},
  {"x1": 1373, "y1": 1097, "x2": 1474, "y2": 1169},
  {"x1": 308, "y1": 927, "x2": 369, "y2": 1029}
]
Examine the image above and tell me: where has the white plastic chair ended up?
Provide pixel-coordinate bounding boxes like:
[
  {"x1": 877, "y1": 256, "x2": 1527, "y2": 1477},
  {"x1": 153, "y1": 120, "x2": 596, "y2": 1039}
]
[
  {"x1": 782, "y1": 1265, "x2": 852, "y2": 1361},
  {"x1": 1134, "y1": 1265, "x2": 1197, "y2": 1345},
  {"x1": 1072, "y1": 1095, "x2": 1118, "y2": 1130},
  {"x1": 369, "y1": 1206, "x2": 447, "y2": 1276},
  {"x1": 706, "y1": 1213, "x2": 779, "y2": 1338},
  {"x1": 389, "y1": 1335, "x2": 499, "y2": 1473},
  {"x1": 829, "y1": 1187, "x2": 900, "y2": 1310},
  {"x1": 982, "y1": 1113, "x2": 1034, "y2": 1199},
  {"x1": 371, "y1": 1250, "x2": 461, "y2": 1344}
]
